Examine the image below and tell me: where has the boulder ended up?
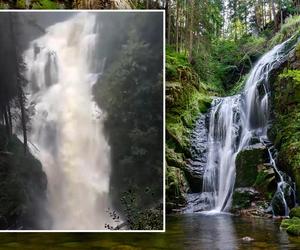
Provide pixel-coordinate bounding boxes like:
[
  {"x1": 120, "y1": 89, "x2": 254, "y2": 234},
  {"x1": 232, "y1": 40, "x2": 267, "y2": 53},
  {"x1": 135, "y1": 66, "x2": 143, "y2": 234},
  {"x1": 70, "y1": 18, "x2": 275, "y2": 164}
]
[
  {"x1": 235, "y1": 143, "x2": 269, "y2": 187},
  {"x1": 290, "y1": 206, "x2": 300, "y2": 218},
  {"x1": 232, "y1": 187, "x2": 260, "y2": 210},
  {"x1": 281, "y1": 217, "x2": 300, "y2": 236},
  {"x1": 254, "y1": 164, "x2": 276, "y2": 197}
]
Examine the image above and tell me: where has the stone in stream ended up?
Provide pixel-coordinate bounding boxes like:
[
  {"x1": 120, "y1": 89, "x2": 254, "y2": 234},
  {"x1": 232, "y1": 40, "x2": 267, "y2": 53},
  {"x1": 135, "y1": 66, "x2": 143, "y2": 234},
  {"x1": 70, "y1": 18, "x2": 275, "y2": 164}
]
[
  {"x1": 242, "y1": 236, "x2": 254, "y2": 242},
  {"x1": 235, "y1": 143, "x2": 269, "y2": 188}
]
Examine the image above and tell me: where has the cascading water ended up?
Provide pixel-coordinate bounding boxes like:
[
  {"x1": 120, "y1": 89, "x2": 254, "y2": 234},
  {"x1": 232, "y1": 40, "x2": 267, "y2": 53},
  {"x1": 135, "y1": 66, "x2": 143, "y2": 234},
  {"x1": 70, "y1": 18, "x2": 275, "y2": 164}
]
[
  {"x1": 23, "y1": 14, "x2": 113, "y2": 229},
  {"x1": 197, "y1": 38, "x2": 297, "y2": 215}
]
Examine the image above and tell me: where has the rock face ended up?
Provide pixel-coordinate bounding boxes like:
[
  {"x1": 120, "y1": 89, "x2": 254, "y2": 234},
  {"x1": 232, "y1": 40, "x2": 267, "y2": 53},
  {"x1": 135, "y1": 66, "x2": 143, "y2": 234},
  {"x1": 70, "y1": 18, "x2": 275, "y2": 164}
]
[
  {"x1": 186, "y1": 114, "x2": 209, "y2": 192},
  {"x1": 235, "y1": 143, "x2": 269, "y2": 187},
  {"x1": 269, "y1": 41, "x2": 300, "y2": 202},
  {"x1": 0, "y1": 129, "x2": 49, "y2": 229}
]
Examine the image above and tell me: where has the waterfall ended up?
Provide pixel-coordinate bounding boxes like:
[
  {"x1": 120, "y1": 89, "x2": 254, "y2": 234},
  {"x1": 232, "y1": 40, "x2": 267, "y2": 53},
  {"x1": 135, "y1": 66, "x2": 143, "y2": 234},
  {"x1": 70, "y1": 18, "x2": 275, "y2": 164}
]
[
  {"x1": 201, "y1": 39, "x2": 296, "y2": 214},
  {"x1": 23, "y1": 13, "x2": 113, "y2": 229}
]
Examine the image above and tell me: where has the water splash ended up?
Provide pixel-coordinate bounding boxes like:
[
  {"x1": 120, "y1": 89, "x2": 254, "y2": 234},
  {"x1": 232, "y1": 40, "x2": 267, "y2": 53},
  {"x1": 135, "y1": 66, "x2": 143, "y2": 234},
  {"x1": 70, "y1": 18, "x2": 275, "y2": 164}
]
[
  {"x1": 201, "y1": 38, "x2": 297, "y2": 215},
  {"x1": 24, "y1": 13, "x2": 113, "y2": 229}
]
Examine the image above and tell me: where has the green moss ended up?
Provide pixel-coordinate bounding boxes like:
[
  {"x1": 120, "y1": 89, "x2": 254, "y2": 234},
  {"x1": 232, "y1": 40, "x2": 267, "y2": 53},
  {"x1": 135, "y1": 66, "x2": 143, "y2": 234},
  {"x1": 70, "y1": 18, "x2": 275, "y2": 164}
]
[
  {"x1": 271, "y1": 68, "x2": 300, "y2": 200},
  {"x1": 32, "y1": 0, "x2": 60, "y2": 9},
  {"x1": 16, "y1": 0, "x2": 26, "y2": 8},
  {"x1": 281, "y1": 217, "x2": 300, "y2": 228},
  {"x1": 235, "y1": 145, "x2": 268, "y2": 187},
  {"x1": 290, "y1": 207, "x2": 300, "y2": 218},
  {"x1": 166, "y1": 48, "x2": 218, "y2": 208},
  {"x1": 166, "y1": 48, "x2": 213, "y2": 156},
  {"x1": 287, "y1": 224, "x2": 300, "y2": 236},
  {"x1": 166, "y1": 166, "x2": 187, "y2": 204},
  {"x1": 232, "y1": 191, "x2": 252, "y2": 209}
]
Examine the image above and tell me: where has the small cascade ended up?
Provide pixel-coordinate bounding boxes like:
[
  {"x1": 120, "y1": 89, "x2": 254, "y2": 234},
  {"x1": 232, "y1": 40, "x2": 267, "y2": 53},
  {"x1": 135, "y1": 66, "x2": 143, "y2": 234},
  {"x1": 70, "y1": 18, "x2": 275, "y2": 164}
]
[{"x1": 190, "y1": 37, "x2": 298, "y2": 215}]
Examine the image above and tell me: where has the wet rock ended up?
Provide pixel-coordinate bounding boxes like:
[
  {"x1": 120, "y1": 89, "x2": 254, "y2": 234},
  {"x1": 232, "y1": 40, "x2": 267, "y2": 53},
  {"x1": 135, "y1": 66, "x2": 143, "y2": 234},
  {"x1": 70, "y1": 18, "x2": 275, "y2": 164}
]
[
  {"x1": 184, "y1": 159, "x2": 204, "y2": 192},
  {"x1": 242, "y1": 236, "x2": 254, "y2": 242},
  {"x1": 254, "y1": 163, "x2": 276, "y2": 196},
  {"x1": 189, "y1": 114, "x2": 208, "y2": 161},
  {"x1": 235, "y1": 143, "x2": 269, "y2": 187},
  {"x1": 186, "y1": 114, "x2": 208, "y2": 193},
  {"x1": 271, "y1": 180, "x2": 296, "y2": 216},
  {"x1": 0, "y1": 131, "x2": 49, "y2": 229},
  {"x1": 232, "y1": 187, "x2": 260, "y2": 210},
  {"x1": 182, "y1": 192, "x2": 213, "y2": 213}
]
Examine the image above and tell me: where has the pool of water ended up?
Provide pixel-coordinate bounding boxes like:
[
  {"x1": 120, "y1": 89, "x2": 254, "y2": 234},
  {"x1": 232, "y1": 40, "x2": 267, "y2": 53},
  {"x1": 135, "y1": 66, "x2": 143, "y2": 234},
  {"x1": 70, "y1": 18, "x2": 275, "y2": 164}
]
[{"x1": 0, "y1": 214, "x2": 300, "y2": 249}]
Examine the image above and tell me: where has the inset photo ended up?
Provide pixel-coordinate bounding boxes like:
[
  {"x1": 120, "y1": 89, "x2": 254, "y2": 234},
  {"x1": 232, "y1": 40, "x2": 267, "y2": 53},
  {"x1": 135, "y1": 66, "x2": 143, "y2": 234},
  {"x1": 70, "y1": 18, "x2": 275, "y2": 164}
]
[{"x1": 0, "y1": 11, "x2": 164, "y2": 231}]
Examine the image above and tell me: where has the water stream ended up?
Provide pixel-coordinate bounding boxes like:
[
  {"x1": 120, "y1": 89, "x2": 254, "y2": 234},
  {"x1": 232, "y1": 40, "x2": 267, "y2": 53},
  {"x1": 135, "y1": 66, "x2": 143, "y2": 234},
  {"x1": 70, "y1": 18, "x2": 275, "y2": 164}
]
[
  {"x1": 23, "y1": 13, "x2": 112, "y2": 229},
  {"x1": 193, "y1": 38, "x2": 297, "y2": 215}
]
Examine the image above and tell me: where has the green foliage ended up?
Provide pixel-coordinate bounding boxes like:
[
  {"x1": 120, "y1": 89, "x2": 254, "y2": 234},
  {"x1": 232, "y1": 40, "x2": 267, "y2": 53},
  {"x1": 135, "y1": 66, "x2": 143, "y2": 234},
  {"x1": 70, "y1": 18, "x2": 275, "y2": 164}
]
[
  {"x1": 31, "y1": 0, "x2": 60, "y2": 9},
  {"x1": 279, "y1": 69, "x2": 300, "y2": 82},
  {"x1": 166, "y1": 47, "x2": 191, "y2": 81},
  {"x1": 270, "y1": 15, "x2": 300, "y2": 47},
  {"x1": 211, "y1": 35, "x2": 266, "y2": 90},
  {"x1": 93, "y1": 14, "x2": 163, "y2": 218},
  {"x1": 120, "y1": 189, "x2": 163, "y2": 230}
]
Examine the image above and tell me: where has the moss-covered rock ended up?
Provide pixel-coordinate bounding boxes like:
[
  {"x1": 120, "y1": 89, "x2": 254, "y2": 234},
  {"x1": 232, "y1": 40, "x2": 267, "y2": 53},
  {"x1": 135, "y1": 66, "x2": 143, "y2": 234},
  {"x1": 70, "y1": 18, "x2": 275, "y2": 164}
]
[
  {"x1": 281, "y1": 217, "x2": 300, "y2": 236},
  {"x1": 290, "y1": 206, "x2": 300, "y2": 218},
  {"x1": 281, "y1": 217, "x2": 300, "y2": 228},
  {"x1": 270, "y1": 66, "x2": 300, "y2": 201},
  {"x1": 235, "y1": 143, "x2": 269, "y2": 187},
  {"x1": 232, "y1": 187, "x2": 260, "y2": 210},
  {"x1": 287, "y1": 224, "x2": 300, "y2": 236},
  {"x1": 166, "y1": 166, "x2": 188, "y2": 213}
]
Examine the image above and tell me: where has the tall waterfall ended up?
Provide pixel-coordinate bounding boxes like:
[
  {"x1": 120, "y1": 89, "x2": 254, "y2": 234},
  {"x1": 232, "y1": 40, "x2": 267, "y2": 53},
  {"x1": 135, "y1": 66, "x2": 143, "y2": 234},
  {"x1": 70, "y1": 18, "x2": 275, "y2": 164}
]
[
  {"x1": 201, "y1": 39, "x2": 296, "y2": 214},
  {"x1": 23, "y1": 14, "x2": 112, "y2": 229}
]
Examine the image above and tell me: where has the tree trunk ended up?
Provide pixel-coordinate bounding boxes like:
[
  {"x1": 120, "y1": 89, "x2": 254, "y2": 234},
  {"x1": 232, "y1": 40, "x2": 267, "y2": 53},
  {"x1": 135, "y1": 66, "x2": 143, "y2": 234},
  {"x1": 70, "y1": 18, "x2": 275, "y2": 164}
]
[
  {"x1": 9, "y1": 14, "x2": 27, "y2": 154},
  {"x1": 188, "y1": 0, "x2": 194, "y2": 62},
  {"x1": 271, "y1": 0, "x2": 277, "y2": 30},
  {"x1": 175, "y1": 0, "x2": 179, "y2": 52},
  {"x1": 167, "y1": 0, "x2": 171, "y2": 45}
]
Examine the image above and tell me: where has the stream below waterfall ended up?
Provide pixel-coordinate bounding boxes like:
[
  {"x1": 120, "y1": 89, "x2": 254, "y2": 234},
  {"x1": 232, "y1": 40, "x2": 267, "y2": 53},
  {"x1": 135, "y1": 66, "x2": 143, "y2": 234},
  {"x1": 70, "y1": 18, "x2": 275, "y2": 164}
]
[{"x1": 0, "y1": 215, "x2": 300, "y2": 249}]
